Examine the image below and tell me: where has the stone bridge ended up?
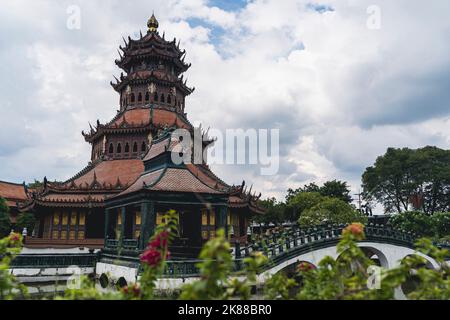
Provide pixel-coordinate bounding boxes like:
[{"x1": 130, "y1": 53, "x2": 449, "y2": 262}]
[{"x1": 10, "y1": 224, "x2": 449, "y2": 298}]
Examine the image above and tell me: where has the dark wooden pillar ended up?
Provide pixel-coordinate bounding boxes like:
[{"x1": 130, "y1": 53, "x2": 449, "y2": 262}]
[
  {"x1": 215, "y1": 205, "x2": 228, "y2": 236},
  {"x1": 119, "y1": 207, "x2": 126, "y2": 247},
  {"x1": 104, "y1": 208, "x2": 110, "y2": 246},
  {"x1": 139, "y1": 201, "x2": 155, "y2": 250}
]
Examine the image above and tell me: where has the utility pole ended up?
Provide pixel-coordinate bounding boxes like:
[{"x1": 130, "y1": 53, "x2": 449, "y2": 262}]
[{"x1": 354, "y1": 190, "x2": 362, "y2": 213}]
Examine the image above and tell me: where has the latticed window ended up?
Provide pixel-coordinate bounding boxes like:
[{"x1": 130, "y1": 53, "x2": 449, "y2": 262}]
[
  {"x1": 50, "y1": 211, "x2": 86, "y2": 240},
  {"x1": 201, "y1": 209, "x2": 216, "y2": 240}
]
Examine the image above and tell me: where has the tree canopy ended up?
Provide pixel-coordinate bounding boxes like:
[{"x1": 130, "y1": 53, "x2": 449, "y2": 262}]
[
  {"x1": 0, "y1": 197, "x2": 11, "y2": 238},
  {"x1": 362, "y1": 146, "x2": 450, "y2": 214}
]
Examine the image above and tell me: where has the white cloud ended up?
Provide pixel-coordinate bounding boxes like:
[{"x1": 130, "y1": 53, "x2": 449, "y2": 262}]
[{"x1": 0, "y1": 0, "x2": 449, "y2": 206}]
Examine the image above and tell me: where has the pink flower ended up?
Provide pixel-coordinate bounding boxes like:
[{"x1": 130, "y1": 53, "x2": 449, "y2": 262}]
[
  {"x1": 9, "y1": 233, "x2": 20, "y2": 243},
  {"x1": 149, "y1": 231, "x2": 169, "y2": 249},
  {"x1": 140, "y1": 248, "x2": 162, "y2": 266},
  {"x1": 298, "y1": 262, "x2": 315, "y2": 273}
]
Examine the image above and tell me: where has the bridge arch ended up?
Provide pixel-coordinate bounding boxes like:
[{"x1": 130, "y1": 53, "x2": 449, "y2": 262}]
[{"x1": 257, "y1": 242, "x2": 439, "y2": 283}]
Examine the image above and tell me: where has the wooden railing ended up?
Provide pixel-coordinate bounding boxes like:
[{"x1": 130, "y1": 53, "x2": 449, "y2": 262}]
[{"x1": 24, "y1": 238, "x2": 104, "y2": 249}]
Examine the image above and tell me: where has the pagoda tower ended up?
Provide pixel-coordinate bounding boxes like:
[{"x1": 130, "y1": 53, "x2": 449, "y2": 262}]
[
  {"x1": 83, "y1": 14, "x2": 194, "y2": 162},
  {"x1": 19, "y1": 15, "x2": 264, "y2": 253}
]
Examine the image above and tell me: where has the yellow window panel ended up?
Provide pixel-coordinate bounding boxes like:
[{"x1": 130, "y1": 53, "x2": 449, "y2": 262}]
[
  {"x1": 210, "y1": 230, "x2": 216, "y2": 239},
  {"x1": 201, "y1": 210, "x2": 208, "y2": 225},
  {"x1": 117, "y1": 212, "x2": 122, "y2": 225},
  {"x1": 201, "y1": 231, "x2": 209, "y2": 240},
  {"x1": 62, "y1": 212, "x2": 69, "y2": 225},
  {"x1": 135, "y1": 230, "x2": 141, "y2": 239},
  {"x1": 69, "y1": 231, "x2": 76, "y2": 240},
  {"x1": 70, "y1": 212, "x2": 77, "y2": 226},
  {"x1": 52, "y1": 230, "x2": 59, "y2": 239},
  {"x1": 79, "y1": 212, "x2": 86, "y2": 226},
  {"x1": 135, "y1": 211, "x2": 142, "y2": 225},
  {"x1": 53, "y1": 212, "x2": 60, "y2": 226},
  {"x1": 209, "y1": 210, "x2": 215, "y2": 226},
  {"x1": 61, "y1": 231, "x2": 67, "y2": 240},
  {"x1": 78, "y1": 231, "x2": 85, "y2": 240}
]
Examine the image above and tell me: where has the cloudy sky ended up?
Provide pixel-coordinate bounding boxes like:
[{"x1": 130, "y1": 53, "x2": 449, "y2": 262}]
[{"x1": 0, "y1": 0, "x2": 449, "y2": 206}]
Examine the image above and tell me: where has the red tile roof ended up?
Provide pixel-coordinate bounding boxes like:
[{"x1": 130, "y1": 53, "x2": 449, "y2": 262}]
[
  {"x1": 110, "y1": 108, "x2": 191, "y2": 129},
  {"x1": 0, "y1": 181, "x2": 28, "y2": 207},
  {"x1": 117, "y1": 167, "x2": 226, "y2": 198},
  {"x1": 66, "y1": 159, "x2": 144, "y2": 187}
]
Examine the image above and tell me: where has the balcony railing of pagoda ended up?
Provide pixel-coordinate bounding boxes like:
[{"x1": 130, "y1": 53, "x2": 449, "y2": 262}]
[
  {"x1": 10, "y1": 253, "x2": 98, "y2": 269},
  {"x1": 105, "y1": 239, "x2": 119, "y2": 249}
]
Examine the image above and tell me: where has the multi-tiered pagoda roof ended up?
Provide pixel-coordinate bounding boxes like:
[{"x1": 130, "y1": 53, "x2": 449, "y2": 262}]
[{"x1": 16, "y1": 14, "x2": 264, "y2": 247}]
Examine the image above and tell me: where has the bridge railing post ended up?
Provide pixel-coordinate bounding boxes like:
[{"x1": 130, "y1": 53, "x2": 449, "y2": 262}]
[{"x1": 235, "y1": 241, "x2": 241, "y2": 259}]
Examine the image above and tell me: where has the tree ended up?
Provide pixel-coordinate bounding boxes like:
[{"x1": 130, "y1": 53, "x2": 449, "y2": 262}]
[
  {"x1": 362, "y1": 146, "x2": 450, "y2": 214},
  {"x1": 255, "y1": 198, "x2": 287, "y2": 225},
  {"x1": 388, "y1": 211, "x2": 450, "y2": 241},
  {"x1": 15, "y1": 213, "x2": 36, "y2": 235},
  {"x1": 0, "y1": 197, "x2": 11, "y2": 238},
  {"x1": 320, "y1": 180, "x2": 352, "y2": 203},
  {"x1": 286, "y1": 192, "x2": 324, "y2": 222},
  {"x1": 298, "y1": 197, "x2": 367, "y2": 227},
  {"x1": 286, "y1": 180, "x2": 352, "y2": 205}
]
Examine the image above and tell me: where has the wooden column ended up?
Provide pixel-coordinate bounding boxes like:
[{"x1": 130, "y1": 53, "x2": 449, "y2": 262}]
[
  {"x1": 104, "y1": 208, "x2": 110, "y2": 246},
  {"x1": 215, "y1": 205, "x2": 228, "y2": 236},
  {"x1": 119, "y1": 207, "x2": 126, "y2": 247},
  {"x1": 139, "y1": 201, "x2": 155, "y2": 250}
]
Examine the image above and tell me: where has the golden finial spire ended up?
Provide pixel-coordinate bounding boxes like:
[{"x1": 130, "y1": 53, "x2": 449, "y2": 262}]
[{"x1": 147, "y1": 12, "x2": 159, "y2": 33}]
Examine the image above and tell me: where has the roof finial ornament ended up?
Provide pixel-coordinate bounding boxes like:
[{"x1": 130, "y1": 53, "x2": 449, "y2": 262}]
[{"x1": 147, "y1": 12, "x2": 159, "y2": 33}]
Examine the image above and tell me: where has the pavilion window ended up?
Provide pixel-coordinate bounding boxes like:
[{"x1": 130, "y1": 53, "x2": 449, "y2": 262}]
[
  {"x1": 109, "y1": 143, "x2": 114, "y2": 154},
  {"x1": 125, "y1": 143, "x2": 130, "y2": 153},
  {"x1": 133, "y1": 142, "x2": 138, "y2": 153},
  {"x1": 201, "y1": 209, "x2": 216, "y2": 240},
  {"x1": 161, "y1": 94, "x2": 165, "y2": 103},
  {"x1": 134, "y1": 211, "x2": 142, "y2": 239},
  {"x1": 117, "y1": 143, "x2": 122, "y2": 153},
  {"x1": 141, "y1": 141, "x2": 146, "y2": 152},
  {"x1": 167, "y1": 94, "x2": 172, "y2": 104},
  {"x1": 154, "y1": 92, "x2": 158, "y2": 102},
  {"x1": 145, "y1": 92, "x2": 150, "y2": 102},
  {"x1": 131, "y1": 93, "x2": 135, "y2": 103},
  {"x1": 138, "y1": 92, "x2": 142, "y2": 102}
]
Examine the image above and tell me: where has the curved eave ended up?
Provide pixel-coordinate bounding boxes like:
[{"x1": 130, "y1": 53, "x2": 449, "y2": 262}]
[
  {"x1": 112, "y1": 76, "x2": 194, "y2": 95},
  {"x1": 83, "y1": 125, "x2": 153, "y2": 143}
]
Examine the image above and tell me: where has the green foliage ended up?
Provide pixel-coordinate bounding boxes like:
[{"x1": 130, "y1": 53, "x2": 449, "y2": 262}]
[
  {"x1": 15, "y1": 212, "x2": 36, "y2": 235},
  {"x1": 388, "y1": 211, "x2": 450, "y2": 241},
  {"x1": 180, "y1": 229, "x2": 267, "y2": 300},
  {"x1": 255, "y1": 198, "x2": 287, "y2": 225},
  {"x1": 398, "y1": 238, "x2": 449, "y2": 300},
  {"x1": 0, "y1": 233, "x2": 28, "y2": 299},
  {"x1": 264, "y1": 272, "x2": 297, "y2": 300},
  {"x1": 287, "y1": 180, "x2": 352, "y2": 204},
  {"x1": 298, "y1": 197, "x2": 367, "y2": 227},
  {"x1": 320, "y1": 180, "x2": 353, "y2": 203},
  {"x1": 0, "y1": 197, "x2": 11, "y2": 238},
  {"x1": 362, "y1": 146, "x2": 450, "y2": 214}
]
